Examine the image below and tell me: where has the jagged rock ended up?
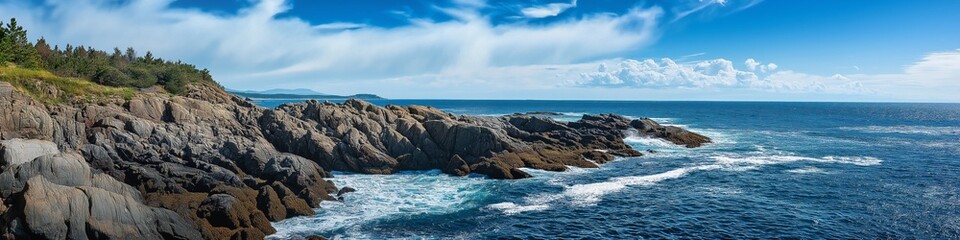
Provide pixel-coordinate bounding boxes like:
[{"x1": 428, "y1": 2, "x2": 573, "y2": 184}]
[
  {"x1": 197, "y1": 189, "x2": 274, "y2": 239},
  {"x1": 443, "y1": 155, "x2": 471, "y2": 176},
  {"x1": 337, "y1": 187, "x2": 356, "y2": 197},
  {"x1": 0, "y1": 77, "x2": 711, "y2": 239},
  {"x1": 472, "y1": 160, "x2": 532, "y2": 179},
  {"x1": 582, "y1": 150, "x2": 617, "y2": 164},
  {"x1": 257, "y1": 186, "x2": 287, "y2": 221},
  {"x1": 262, "y1": 99, "x2": 708, "y2": 180},
  {"x1": 270, "y1": 182, "x2": 314, "y2": 218},
  {"x1": 630, "y1": 118, "x2": 711, "y2": 148}
]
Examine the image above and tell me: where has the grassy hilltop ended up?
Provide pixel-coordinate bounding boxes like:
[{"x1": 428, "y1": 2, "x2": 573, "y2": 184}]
[{"x1": 0, "y1": 17, "x2": 218, "y2": 104}]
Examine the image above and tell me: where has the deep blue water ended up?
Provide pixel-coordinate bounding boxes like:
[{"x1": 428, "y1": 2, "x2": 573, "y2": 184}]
[{"x1": 261, "y1": 99, "x2": 960, "y2": 239}]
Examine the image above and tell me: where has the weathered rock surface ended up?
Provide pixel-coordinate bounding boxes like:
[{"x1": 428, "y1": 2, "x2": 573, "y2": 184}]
[
  {"x1": 0, "y1": 79, "x2": 710, "y2": 239},
  {"x1": 262, "y1": 102, "x2": 710, "y2": 179},
  {"x1": 0, "y1": 145, "x2": 200, "y2": 239},
  {"x1": 0, "y1": 82, "x2": 335, "y2": 239},
  {"x1": 0, "y1": 139, "x2": 59, "y2": 169}
]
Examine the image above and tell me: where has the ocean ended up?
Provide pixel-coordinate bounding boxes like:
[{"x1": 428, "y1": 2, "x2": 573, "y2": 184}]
[{"x1": 257, "y1": 100, "x2": 960, "y2": 239}]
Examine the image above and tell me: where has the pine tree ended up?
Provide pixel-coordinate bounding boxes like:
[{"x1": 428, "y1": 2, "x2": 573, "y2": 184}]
[
  {"x1": 125, "y1": 47, "x2": 136, "y2": 63},
  {"x1": 3, "y1": 18, "x2": 43, "y2": 68},
  {"x1": 0, "y1": 20, "x2": 9, "y2": 62}
]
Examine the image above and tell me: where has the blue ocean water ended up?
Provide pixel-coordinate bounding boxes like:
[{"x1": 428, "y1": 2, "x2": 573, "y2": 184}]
[{"x1": 260, "y1": 100, "x2": 960, "y2": 239}]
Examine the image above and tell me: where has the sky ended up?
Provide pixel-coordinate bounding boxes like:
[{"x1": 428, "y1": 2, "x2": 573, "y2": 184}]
[{"x1": 1, "y1": 0, "x2": 959, "y2": 102}]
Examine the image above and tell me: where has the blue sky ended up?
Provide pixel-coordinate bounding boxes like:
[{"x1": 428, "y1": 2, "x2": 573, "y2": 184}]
[{"x1": 2, "y1": 0, "x2": 959, "y2": 101}]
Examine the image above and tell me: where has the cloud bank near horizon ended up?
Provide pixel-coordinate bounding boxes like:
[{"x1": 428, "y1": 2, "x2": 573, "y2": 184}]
[{"x1": 0, "y1": 0, "x2": 957, "y2": 102}]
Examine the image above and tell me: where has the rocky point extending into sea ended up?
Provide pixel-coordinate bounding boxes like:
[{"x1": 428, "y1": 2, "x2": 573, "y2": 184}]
[{"x1": 0, "y1": 81, "x2": 709, "y2": 239}]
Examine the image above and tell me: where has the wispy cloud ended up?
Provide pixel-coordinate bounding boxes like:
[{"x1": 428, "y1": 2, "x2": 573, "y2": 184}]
[
  {"x1": 0, "y1": 0, "x2": 661, "y2": 87},
  {"x1": 673, "y1": 0, "x2": 727, "y2": 21},
  {"x1": 312, "y1": 22, "x2": 368, "y2": 31},
  {"x1": 8, "y1": 0, "x2": 931, "y2": 101},
  {"x1": 520, "y1": 0, "x2": 578, "y2": 19}
]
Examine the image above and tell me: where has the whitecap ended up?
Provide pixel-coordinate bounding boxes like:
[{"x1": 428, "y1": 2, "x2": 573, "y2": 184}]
[
  {"x1": 560, "y1": 112, "x2": 589, "y2": 116},
  {"x1": 564, "y1": 164, "x2": 723, "y2": 206},
  {"x1": 786, "y1": 167, "x2": 827, "y2": 174},
  {"x1": 487, "y1": 202, "x2": 551, "y2": 215},
  {"x1": 839, "y1": 125, "x2": 960, "y2": 135},
  {"x1": 710, "y1": 155, "x2": 882, "y2": 167},
  {"x1": 490, "y1": 153, "x2": 883, "y2": 213},
  {"x1": 647, "y1": 117, "x2": 675, "y2": 123},
  {"x1": 700, "y1": 186, "x2": 743, "y2": 196}
]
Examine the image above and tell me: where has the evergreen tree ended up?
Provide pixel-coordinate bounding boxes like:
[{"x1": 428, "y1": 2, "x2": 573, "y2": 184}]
[
  {"x1": 35, "y1": 37, "x2": 52, "y2": 62},
  {"x1": 3, "y1": 18, "x2": 43, "y2": 68},
  {"x1": 0, "y1": 17, "x2": 219, "y2": 95},
  {"x1": 0, "y1": 20, "x2": 10, "y2": 62}
]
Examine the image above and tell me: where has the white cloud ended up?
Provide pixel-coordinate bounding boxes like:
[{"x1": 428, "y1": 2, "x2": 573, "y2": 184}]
[
  {"x1": 312, "y1": 22, "x2": 368, "y2": 31},
  {"x1": 745, "y1": 58, "x2": 760, "y2": 71},
  {"x1": 902, "y1": 49, "x2": 960, "y2": 83},
  {"x1": 1, "y1": 0, "x2": 955, "y2": 102},
  {"x1": 520, "y1": 0, "x2": 577, "y2": 19},
  {"x1": 766, "y1": 63, "x2": 778, "y2": 71},
  {"x1": 0, "y1": 0, "x2": 661, "y2": 88},
  {"x1": 744, "y1": 58, "x2": 777, "y2": 72},
  {"x1": 573, "y1": 49, "x2": 960, "y2": 101},
  {"x1": 577, "y1": 57, "x2": 867, "y2": 94}
]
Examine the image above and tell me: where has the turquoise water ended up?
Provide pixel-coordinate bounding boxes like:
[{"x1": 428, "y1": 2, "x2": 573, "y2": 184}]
[{"x1": 261, "y1": 100, "x2": 960, "y2": 239}]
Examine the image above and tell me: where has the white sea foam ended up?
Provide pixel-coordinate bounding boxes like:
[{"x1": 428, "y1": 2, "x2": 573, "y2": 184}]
[
  {"x1": 560, "y1": 112, "x2": 589, "y2": 116},
  {"x1": 487, "y1": 153, "x2": 883, "y2": 214},
  {"x1": 701, "y1": 186, "x2": 743, "y2": 196},
  {"x1": 786, "y1": 167, "x2": 827, "y2": 174},
  {"x1": 564, "y1": 164, "x2": 723, "y2": 206},
  {"x1": 623, "y1": 129, "x2": 683, "y2": 148},
  {"x1": 711, "y1": 155, "x2": 882, "y2": 166},
  {"x1": 647, "y1": 117, "x2": 675, "y2": 123},
  {"x1": 840, "y1": 125, "x2": 960, "y2": 135},
  {"x1": 487, "y1": 202, "x2": 551, "y2": 214},
  {"x1": 269, "y1": 170, "x2": 489, "y2": 239}
]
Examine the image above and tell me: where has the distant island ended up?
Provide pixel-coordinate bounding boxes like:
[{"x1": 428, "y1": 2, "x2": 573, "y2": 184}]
[{"x1": 228, "y1": 89, "x2": 385, "y2": 100}]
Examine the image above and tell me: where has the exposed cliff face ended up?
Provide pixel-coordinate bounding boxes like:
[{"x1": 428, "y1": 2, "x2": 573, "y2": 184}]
[
  {"x1": 0, "y1": 80, "x2": 710, "y2": 239},
  {"x1": 0, "y1": 82, "x2": 335, "y2": 239}
]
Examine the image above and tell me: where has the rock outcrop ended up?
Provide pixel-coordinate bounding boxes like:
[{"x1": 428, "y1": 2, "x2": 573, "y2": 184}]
[
  {"x1": 0, "y1": 141, "x2": 201, "y2": 239},
  {"x1": 0, "y1": 80, "x2": 710, "y2": 239},
  {"x1": 261, "y1": 102, "x2": 710, "y2": 179}
]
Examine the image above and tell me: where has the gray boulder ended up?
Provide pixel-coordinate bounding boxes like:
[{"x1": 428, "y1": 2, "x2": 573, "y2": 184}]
[{"x1": 0, "y1": 139, "x2": 59, "y2": 169}]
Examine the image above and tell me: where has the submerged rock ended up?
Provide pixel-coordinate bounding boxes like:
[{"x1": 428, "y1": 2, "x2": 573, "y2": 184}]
[{"x1": 337, "y1": 187, "x2": 357, "y2": 197}]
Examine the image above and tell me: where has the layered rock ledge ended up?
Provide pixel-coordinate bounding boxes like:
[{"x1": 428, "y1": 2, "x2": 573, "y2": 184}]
[{"x1": 0, "y1": 81, "x2": 710, "y2": 239}]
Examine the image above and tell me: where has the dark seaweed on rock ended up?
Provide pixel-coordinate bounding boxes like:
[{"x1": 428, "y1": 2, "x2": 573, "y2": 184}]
[{"x1": 0, "y1": 80, "x2": 710, "y2": 239}]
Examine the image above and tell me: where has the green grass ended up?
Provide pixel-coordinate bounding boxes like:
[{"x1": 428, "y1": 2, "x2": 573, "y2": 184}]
[{"x1": 0, "y1": 65, "x2": 136, "y2": 104}]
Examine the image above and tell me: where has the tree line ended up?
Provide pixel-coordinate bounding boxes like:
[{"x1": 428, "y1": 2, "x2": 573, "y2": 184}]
[{"x1": 0, "y1": 18, "x2": 214, "y2": 94}]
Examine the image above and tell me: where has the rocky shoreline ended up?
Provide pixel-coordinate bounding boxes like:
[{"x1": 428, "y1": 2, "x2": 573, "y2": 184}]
[{"x1": 0, "y1": 82, "x2": 710, "y2": 239}]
